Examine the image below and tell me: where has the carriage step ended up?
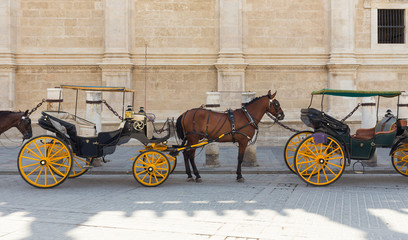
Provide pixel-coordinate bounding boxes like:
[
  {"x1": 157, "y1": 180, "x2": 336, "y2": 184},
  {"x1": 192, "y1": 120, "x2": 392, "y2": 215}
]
[{"x1": 83, "y1": 165, "x2": 93, "y2": 169}]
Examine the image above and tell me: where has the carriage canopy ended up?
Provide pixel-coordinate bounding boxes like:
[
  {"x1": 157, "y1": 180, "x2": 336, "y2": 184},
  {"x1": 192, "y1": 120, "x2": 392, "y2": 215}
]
[
  {"x1": 311, "y1": 89, "x2": 402, "y2": 98},
  {"x1": 60, "y1": 85, "x2": 135, "y2": 92}
]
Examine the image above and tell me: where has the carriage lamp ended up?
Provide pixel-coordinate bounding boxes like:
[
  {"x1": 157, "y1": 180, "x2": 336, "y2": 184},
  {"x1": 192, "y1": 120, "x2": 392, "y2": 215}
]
[{"x1": 125, "y1": 105, "x2": 134, "y2": 119}]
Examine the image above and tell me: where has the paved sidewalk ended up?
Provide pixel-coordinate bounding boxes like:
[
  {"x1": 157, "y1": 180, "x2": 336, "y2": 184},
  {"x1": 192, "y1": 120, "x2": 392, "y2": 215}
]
[
  {"x1": 0, "y1": 174, "x2": 408, "y2": 240},
  {"x1": 0, "y1": 143, "x2": 397, "y2": 175}
]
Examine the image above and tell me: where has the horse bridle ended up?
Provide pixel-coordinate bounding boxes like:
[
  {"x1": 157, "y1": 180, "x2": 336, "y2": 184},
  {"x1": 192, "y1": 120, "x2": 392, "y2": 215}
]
[
  {"x1": 268, "y1": 96, "x2": 283, "y2": 119},
  {"x1": 18, "y1": 115, "x2": 32, "y2": 139}
]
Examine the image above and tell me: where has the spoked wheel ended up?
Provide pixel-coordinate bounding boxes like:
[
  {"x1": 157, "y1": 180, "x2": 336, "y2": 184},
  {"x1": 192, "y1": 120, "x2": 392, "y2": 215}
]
[
  {"x1": 294, "y1": 135, "x2": 345, "y2": 186},
  {"x1": 391, "y1": 143, "x2": 408, "y2": 176},
  {"x1": 133, "y1": 150, "x2": 170, "y2": 187},
  {"x1": 17, "y1": 135, "x2": 73, "y2": 188},
  {"x1": 45, "y1": 143, "x2": 89, "y2": 178},
  {"x1": 284, "y1": 131, "x2": 313, "y2": 174},
  {"x1": 69, "y1": 154, "x2": 90, "y2": 178},
  {"x1": 167, "y1": 155, "x2": 177, "y2": 174}
]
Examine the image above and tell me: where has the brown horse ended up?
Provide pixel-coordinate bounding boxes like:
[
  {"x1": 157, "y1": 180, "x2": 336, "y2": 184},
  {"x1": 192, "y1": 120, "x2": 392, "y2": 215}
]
[
  {"x1": 0, "y1": 110, "x2": 33, "y2": 140},
  {"x1": 176, "y1": 90, "x2": 284, "y2": 182}
]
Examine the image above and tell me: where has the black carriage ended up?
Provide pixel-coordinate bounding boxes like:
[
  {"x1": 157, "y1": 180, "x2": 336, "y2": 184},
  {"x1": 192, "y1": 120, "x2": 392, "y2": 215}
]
[
  {"x1": 17, "y1": 85, "x2": 176, "y2": 188},
  {"x1": 284, "y1": 89, "x2": 408, "y2": 186}
]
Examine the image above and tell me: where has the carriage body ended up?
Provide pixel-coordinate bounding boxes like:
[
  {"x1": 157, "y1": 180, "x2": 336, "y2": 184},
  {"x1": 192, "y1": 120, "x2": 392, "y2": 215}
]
[
  {"x1": 17, "y1": 85, "x2": 175, "y2": 188},
  {"x1": 287, "y1": 89, "x2": 408, "y2": 186},
  {"x1": 300, "y1": 107, "x2": 404, "y2": 160},
  {"x1": 37, "y1": 110, "x2": 172, "y2": 159}
]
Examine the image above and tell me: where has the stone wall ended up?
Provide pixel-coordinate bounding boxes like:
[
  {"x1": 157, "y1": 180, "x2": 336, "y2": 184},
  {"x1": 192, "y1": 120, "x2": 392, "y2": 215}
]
[
  {"x1": 133, "y1": 65, "x2": 217, "y2": 119},
  {"x1": 19, "y1": 0, "x2": 104, "y2": 51},
  {"x1": 1, "y1": 0, "x2": 408, "y2": 144},
  {"x1": 15, "y1": 66, "x2": 101, "y2": 118},
  {"x1": 245, "y1": 0, "x2": 328, "y2": 52}
]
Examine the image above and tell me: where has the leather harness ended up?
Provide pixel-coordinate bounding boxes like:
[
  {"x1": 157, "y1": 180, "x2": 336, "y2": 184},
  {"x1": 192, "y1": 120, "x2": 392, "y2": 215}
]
[{"x1": 182, "y1": 95, "x2": 278, "y2": 145}]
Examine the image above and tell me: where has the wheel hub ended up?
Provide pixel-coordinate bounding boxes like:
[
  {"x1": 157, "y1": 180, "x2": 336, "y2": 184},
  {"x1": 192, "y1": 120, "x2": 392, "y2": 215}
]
[
  {"x1": 40, "y1": 159, "x2": 47, "y2": 166},
  {"x1": 318, "y1": 158, "x2": 325, "y2": 164},
  {"x1": 147, "y1": 166, "x2": 154, "y2": 173}
]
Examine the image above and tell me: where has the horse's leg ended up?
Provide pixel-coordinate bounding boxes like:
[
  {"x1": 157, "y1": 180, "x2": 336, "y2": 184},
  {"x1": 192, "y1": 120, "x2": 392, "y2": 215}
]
[
  {"x1": 183, "y1": 150, "x2": 194, "y2": 182},
  {"x1": 236, "y1": 142, "x2": 248, "y2": 183},
  {"x1": 188, "y1": 148, "x2": 202, "y2": 182}
]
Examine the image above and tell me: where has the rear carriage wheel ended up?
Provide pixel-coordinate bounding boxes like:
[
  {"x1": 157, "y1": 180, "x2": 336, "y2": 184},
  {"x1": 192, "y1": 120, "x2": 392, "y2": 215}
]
[
  {"x1": 41, "y1": 143, "x2": 89, "y2": 178},
  {"x1": 69, "y1": 154, "x2": 90, "y2": 178},
  {"x1": 284, "y1": 131, "x2": 313, "y2": 174},
  {"x1": 133, "y1": 150, "x2": 170, "y2": 187},
  {"x1": 391, "y1": 143, "x2": 408, "y2": 176},
  {"x1": 294, "y1": 135, "x2": 345, "y2": 186},
  {"x1": 17, "y1": 135, "x2": 73, "y2": 188}
]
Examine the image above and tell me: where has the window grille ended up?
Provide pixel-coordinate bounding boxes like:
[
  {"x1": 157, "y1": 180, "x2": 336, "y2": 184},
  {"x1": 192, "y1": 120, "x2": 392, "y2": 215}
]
[{"x1": 378, "y1": 9, "x2": 405, "y2": 44}]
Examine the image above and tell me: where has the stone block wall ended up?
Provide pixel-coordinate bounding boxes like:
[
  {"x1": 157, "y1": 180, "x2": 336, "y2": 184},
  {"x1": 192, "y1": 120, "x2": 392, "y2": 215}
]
[
  {"x1": 19, "y1": 0, "x2": 104, "y2": 51},
  {"x1": 15, "y1": 66, "x2": 101, "y2": 118},
  {"x1": 1, "y1": 0, "x2": 408, "y2": 144}
]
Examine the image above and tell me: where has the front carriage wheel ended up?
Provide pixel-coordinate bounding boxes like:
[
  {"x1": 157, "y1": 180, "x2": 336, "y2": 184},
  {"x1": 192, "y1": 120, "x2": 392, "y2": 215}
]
[
  {"x1": 17, "y1": 135, "x2": 73, "y2": 188},
  {"x1": 284, "y1": 131, "x2": 313, "y2": 174},
  {"x1": 132, "y1": 150, "x2": 170, "y2": 187},
  {"x1": 391, "y1": 143, "x2": 408, "y2": 176},
  {"x1": 167, "y1": 155, "x2": 177, "y2": 174},
  {"x1": 294, "y1": 135, "x2": 345, "y2": 186}
]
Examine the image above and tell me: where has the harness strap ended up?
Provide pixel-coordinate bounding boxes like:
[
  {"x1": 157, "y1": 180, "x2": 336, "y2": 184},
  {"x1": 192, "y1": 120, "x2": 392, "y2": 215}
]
[
  {"x1": 206, "y1": 110, "x2": 211, "y2": 137},
  {"x1": 192, "y1": 109, "x2": 199, "y2": 133},
  {"x1": 242, "y1": 106, "x2": 258, "y2": 130},
  {"x1": 227, "y1": 109, "x2": 236, "y2": 143}
]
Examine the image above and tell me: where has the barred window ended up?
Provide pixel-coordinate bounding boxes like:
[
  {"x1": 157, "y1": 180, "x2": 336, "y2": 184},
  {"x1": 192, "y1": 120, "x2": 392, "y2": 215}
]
[{"x1": 378, "y1": 9, "x2": 405, "y2": 44}]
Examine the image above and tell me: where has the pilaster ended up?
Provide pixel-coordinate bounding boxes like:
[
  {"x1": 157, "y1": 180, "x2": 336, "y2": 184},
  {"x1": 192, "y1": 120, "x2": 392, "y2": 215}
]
[
  {"x1": 0, "y1": 0, "x2": 17, "y2": 110},
  {"x1": 216, "y1": 0, "x2": 247, "y2": 108},
  {"x1": 100, "y1": 64, "x2": 133, "y2": 122},
  {"x1": 327, "y1": 0, "x2": 359, "y2": 116},
  {"x1": 215, "y1": 63, "x2": 247, "y2": 109},
  {"x1": 101, "y1": 0, "x2": 133, "y2": 122}
]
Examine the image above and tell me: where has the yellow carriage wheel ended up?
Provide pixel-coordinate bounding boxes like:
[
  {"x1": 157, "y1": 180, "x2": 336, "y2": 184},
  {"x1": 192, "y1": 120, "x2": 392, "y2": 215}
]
[
  {"x1": 284, "y1": 131, "x2": 313, "y2": 174},
  {"x1": 69, "y1": 154, "x2": 90, "y2": 178},
  {"x1": 17, "y1": 135, "x2": 73, "y2": 188},
  {"x1": 294, "y1": 135, "x2": 345, "y2": 186},
  {"x1": 391, "y1": 143, "x2": 408, "y2": 176},
  {"x1": 167, "y1": 155, "x2": 177, "y2": 174},
  {"x1": 133, "y1": 150, "x2": 170, "y2": 187},
  {"x1": 43, "y1": 143, "x2": 89, "y2": 178}
]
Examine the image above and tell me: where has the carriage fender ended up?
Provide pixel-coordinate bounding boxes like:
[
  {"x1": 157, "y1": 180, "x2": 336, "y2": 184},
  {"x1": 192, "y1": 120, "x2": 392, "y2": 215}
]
[
  {"x1": 389, "y1": 137, "x2": 408, "y2": 155},
  {"x1": 311, "y1": 132, "x2": 351, "y2": 165}
]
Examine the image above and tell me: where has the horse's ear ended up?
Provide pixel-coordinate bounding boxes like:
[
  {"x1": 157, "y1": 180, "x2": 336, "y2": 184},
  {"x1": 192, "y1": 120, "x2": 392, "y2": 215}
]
[
  {"x1": 23, "y1": 110, "x2": 29, "y2": 117},
  {"x1": 269, "y1": 90, "x2": 277, "y2": 99}
]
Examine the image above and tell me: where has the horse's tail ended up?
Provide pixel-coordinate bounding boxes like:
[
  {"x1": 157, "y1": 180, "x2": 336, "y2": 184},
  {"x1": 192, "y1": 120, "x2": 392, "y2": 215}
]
[{"x1": 176, "y1": 113, "x2": 185, "y2": 142}]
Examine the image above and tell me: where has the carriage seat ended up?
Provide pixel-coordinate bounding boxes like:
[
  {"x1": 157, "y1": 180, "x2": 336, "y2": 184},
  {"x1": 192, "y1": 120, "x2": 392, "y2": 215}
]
[
  {"x1": 43, "y1": 111, "x2": 97, "y2": 138},
  {"x1": 352, "y1": 118, "x2": 406, "y2": 140}
]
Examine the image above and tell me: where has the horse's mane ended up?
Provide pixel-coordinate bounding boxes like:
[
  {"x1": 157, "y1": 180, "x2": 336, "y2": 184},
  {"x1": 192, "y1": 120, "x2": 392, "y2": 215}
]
[
  {"x1": 243, "y1": 94, "x2": 267, "y2": 107},
  {"x1": 0, "y1": 111, "x2": 21, "y2": 117}
]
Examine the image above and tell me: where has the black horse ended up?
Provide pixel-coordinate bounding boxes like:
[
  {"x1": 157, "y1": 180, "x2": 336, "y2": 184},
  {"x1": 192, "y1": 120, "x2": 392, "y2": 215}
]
[
  {"x1": 176, "y1": 90, "x2": 284, "y2": 183},
  {"x1": 0, "y1": 110, "x2": 33, "y2": 140}
]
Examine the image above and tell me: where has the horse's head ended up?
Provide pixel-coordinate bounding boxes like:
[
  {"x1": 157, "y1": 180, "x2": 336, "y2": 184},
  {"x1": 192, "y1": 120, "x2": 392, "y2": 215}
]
[
  {"x1": 17, "y1": 110, "x2": 33, "y2": 140},
  {"x1": 267, "y1": 90, "x2": 284, "y2": 120}
]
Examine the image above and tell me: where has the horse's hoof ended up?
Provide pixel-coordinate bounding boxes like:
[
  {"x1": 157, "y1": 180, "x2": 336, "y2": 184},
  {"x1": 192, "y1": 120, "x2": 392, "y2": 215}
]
[
  {"x1": 195, "y1": 178, "x2": 202, "y2": 183},
  {"x1": 237, "y1": 177, "x2": 245, "y2": 183},
  {"x1": 187, "y1": 177, "x2": 195, "y2": 182}
]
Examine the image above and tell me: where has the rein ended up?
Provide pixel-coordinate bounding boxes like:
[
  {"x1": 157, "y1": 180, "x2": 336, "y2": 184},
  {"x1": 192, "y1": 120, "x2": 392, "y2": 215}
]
[{"x1": 0, "y1": 132, "x2": 26, "y2": 149}]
